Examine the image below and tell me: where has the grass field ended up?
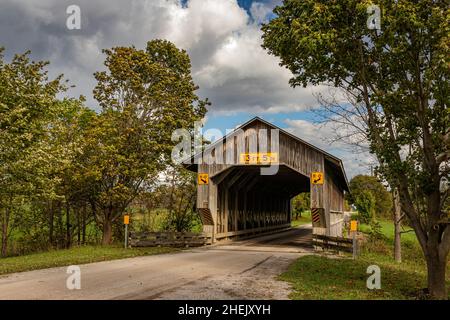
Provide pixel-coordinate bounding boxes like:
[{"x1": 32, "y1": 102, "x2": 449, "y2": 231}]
[
  {"x1": 279, "y1": 253, "x2": 448, "y2": 300},
  {"x1": 291, "y1": 210, "x2": 312, "y2": 227},
  {"x1": 0, "y1": 246, "x2": 177, "y2": 275},
  {"x1": 281, "y1": 219, "x2": 450, "y2": 299},
  {"x1": 359, "y1": 219, "x2": 417, "y2": 245}
]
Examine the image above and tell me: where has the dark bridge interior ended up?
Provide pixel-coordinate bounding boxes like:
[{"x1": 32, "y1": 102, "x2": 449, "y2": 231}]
[{"x1": 213, "y1": 165, "x2": 310, "y2": 234}]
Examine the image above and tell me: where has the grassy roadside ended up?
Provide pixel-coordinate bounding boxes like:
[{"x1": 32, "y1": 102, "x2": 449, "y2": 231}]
[
  {"x1": 280, "y1": 219, "x2": 450, "y2": 299},
  {"x1": 0, "y1": 246, "x2": 178, "y2": 276},
  {"x1": 278, "y1": 253, "x2": 446, "y2": 299}
]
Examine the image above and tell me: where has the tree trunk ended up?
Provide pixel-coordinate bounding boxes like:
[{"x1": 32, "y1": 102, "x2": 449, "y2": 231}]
[
  {"x1": 48, "y1": 201, "x2": 54, "y2": 247},
  {"x1": 57, "y1": 201, "x2": 63, "y2": 249},
  {"x1": 393, "y1": 189, "x2": 401, "y2": 262},
  {"x1": 1, "y1": 206, "x2": 10, "y2": 257},
  {"x1": 76, "y1": 207, "x2": 81, "y2": 246},
  {"x1": 102, "y1": 220, "x2": 113, "y2": 245},
  {"x1": 426, "y1": 249, "x2": 448, "y2": 299},
  {"x1": 65, "y1": 202, "x2": 71, "y2": 249},
  {"x1": 82, "y1": 205, "x2": 86, "y2": 245}
]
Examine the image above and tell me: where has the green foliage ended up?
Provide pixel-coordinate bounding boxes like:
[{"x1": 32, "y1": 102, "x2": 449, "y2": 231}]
[
  {"x1": 0, "y1": 48, "x2": 73, "y2": 256},
  {"x1": 0, "y1": 41, "x2": 208, "y2": 255},
  {"x1": 291, "y1": 192, "x2": 310, "y2": 219},
  {"x1": 131, "y1": 165, "x2": 200, "y2": 233},
  {"x1": 133, "y1": 208, "x2": 170, "y2": 233},
  {"x1": 348, "y1": 175, "x2": 392, "y2": 218},
  {"x1": 262, "y1": 0, "x2": 450, "y2": 297},
  {"x1": 354, "y1": 190, "x2": 376, "y2": 224},
  {"x1": 368, "y1": 219, "x2": 386, "y2": 241},
  {"x1": 291, "y1": 210, "x2": 311, "y2": 227},
  {"x1": 87, "y1": 40, "x2": 208, "y2": 243}
]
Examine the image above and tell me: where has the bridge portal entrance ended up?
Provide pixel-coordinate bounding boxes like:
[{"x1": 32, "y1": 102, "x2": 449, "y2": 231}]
[{"x1": 184, "y1": 117, "x2": 349, "y2": 243}]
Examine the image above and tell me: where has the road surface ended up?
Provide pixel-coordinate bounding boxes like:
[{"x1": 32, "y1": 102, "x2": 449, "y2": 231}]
[{"x1": 0, "y1": 226, "x2": 313, "y2": 300}]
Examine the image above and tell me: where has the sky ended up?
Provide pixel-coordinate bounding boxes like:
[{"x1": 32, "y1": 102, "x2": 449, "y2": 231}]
[{"x1": 0, "y1": 0, "x2": 375, "y2": 178}]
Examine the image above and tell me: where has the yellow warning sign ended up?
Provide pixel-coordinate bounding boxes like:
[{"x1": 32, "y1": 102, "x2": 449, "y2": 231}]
[
  {"x1": 124, "y1": 215, "x2": 130, "y2": 225},
  {"x1": 350, "y1": 220, "x2": 358, "y2": 232},
  {"x1": 311, "y1": 172, "x2": 324, "y2": 184},
  {"x1": 239, "y1": 152, "x2": 278, "y2": 164},
  {"x1": 198, "y1": 173, "x2": 209, "y2": 185}
]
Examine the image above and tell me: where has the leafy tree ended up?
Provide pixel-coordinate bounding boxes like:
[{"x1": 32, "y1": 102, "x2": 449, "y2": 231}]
[
  {"x1": 262, "y1": 0, "x2": 449, "y2": 298},
  {"x1": 291, "y1": 192, "x2": 310, "y2": 219},
  {"x1": 348, "y1": 175, "x2": 392, "y2": 218},
  {"x1": 91, "y1": 40, "x2": 207, "y2": 244},
  {"x1": 0, "y1": 49, "x2": 67, "y2": 256},
  {"x1": 354, "y1": 190, "x2": 376, "y2": 224},
  {"x1": 43, "y1": 98, "x2": 96, "y2": 248},
  {"x1": 160, "y1": 165, "x2": 199, "y2": 232}
]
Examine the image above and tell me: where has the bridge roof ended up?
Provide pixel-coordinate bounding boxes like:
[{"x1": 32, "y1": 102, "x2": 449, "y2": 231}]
[{"x1": 184, "y1": 116, "x2": 349, "y2": 191}]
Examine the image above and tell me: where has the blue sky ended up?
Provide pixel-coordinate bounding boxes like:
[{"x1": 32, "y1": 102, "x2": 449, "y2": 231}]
[{"x1": 0, "y1": 0, "x2": 374, "y2": 178}]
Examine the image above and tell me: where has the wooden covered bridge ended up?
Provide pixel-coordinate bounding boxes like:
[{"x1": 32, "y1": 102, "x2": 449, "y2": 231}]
[{"x1": 184, "y1": 117, "x2": 349, "y2": 243}]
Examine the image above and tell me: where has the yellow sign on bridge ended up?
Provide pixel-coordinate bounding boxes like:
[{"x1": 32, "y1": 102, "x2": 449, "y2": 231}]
[
  {"x1": 239, "y1": 152, "x2": 278, "y2": 164},
  {"x1": 311, "y1": 171, "x2": 324, "y2": 184},
  {"x1": 198, "y1": 173, "x2": 209, "y2": 185}
]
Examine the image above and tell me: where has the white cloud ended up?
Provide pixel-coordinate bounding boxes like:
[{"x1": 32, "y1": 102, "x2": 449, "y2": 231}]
[
  {"x1": 0, "y1": 0, "x2": 373, "y2": 177},
  {"x1": 250, "y1": 1, "x2": 274, "y2": 24},
  {"x1": 0, "y1": 0, "x2": 323, "y2": 114}
]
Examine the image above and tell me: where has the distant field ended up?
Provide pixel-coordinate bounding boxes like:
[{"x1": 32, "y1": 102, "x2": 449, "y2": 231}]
[
  {"x1": 359, "y1": 219, "x2": 417, "y2": 245},
  {"x1": 0, "y1": 246, "x2": 178, "y2": 276},
  {"x1": 291, "y1": 210, "x2": 311, "y2": 227}
]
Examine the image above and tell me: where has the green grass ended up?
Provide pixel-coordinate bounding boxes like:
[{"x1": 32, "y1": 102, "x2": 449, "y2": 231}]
[
  {"x1": 359, "y1": 219, "x2": 417, "y2": 245},
  {"x1": 0, "y1": 245, "x2": 178, "y2": 276},
  {"x1": 279, "y1": 253, "x2": 450, "y2": 300},
  {"x1": 281, "y1": 218, "x2": 450, "y2": 299},
  {"x1": 291, "y1": 210, "x2": 312, "y2": 227}
]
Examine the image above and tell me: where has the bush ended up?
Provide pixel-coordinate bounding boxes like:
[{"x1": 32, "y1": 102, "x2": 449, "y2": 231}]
[
  {"x1": 368, "y1": 220, "x2": 386, "y2": 241},
  {"x1": 354, "y1": 190, "x2": 376, "y2": 224}
]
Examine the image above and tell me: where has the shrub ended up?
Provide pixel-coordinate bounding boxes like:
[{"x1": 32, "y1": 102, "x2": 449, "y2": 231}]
[{"x1": 354, "y1": 190, "x2": 376, "y2": 224}]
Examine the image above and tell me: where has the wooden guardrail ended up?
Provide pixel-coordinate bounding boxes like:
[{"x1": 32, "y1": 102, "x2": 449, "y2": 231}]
[
  {"x1": 130, "y1": 231, "x2": 212, "y2": 247},
  {"x1": 312, "y1": 234, "x2": 353, "y2": 253}
]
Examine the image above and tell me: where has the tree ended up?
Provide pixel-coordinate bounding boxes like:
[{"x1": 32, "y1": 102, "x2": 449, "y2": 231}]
[
  {"x1": 262, "y1": 0, "x2": 449, "y2": 298},
  {"x1": 91, "y1": 40, "x2": 207, "y2": 244},
  {"x1": 348, "y1": 175, "x2": 392, "y2": 218},
  {"x1": 159, "y1": 165, "x2": 199, "y2": 232},
  {"x1": 0, "y1": 49, "x2": 67, "y2": 256},
  {"x1": 291, "y1": 193, "x2": 310, "y2": 219},
  {"x1": 43, "y1": 98, "x2": 96, "y2": 248}
]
